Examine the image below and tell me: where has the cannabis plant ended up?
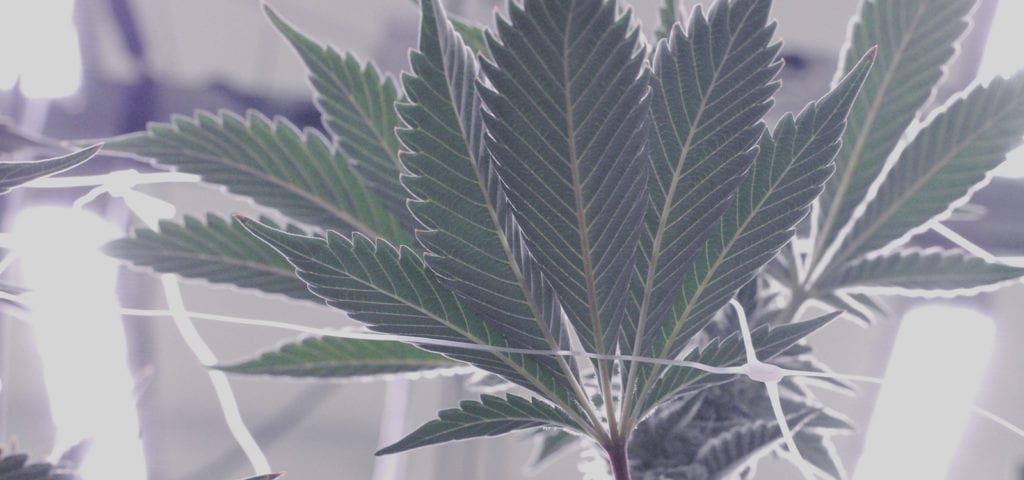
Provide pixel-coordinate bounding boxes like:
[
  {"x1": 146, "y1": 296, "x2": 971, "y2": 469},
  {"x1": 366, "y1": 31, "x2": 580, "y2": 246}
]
[{"x1": 99, "y1": 0, "x2": 1024, "y2": 477}]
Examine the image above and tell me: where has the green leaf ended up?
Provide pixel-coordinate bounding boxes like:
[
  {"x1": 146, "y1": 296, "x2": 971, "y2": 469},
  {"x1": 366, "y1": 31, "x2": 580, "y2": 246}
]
[
  {"x1": 0, "y1": 447, "x2": 77, "y2": 480},
  {"x1": 627, "y1": 0, "x2": 782, "y2": 354},
  {"x1": 816, "y1": 0, "x2": 975, "y2": 254},
  {"x1": 450, "y1": 17, "x2": 490, "y2": 58},
  {"x1": 239, "y1": 218, "x2": 585, "y2": 418},
  {"x1": 655, "y1": 0, "x2": 680, "y2": 41},
  {"x1": 217, "y1": 335, "x2": 463, "y2": 379},
  {"x1": 527, "y1": 429, "x2": 579, "y2": 473},
  {"x1": 376, "y1": 394, "x2": 581, "y2": 455},
  {"x1": 695, "y1": 408, "x2": 819, "y2": 477},
  {"x1": 0, "y1": 144, "x2": 99, "y2": 195},
  {"x1": 264, "y1": 7, "x2": 412, "y2": 226},
  {"x1": 104, "y1": 214, "x2": 318, "y2": 302},
  {"x1": 480, "y1": 0, "x2": 650, "y2": 353},
  {"x1": 640, "y1": 312, "x2": 840, "y2": 414},
  {"x1": 400, "y1": 0, "x2": 569, "y2": 358},
  {"x1": 817, "y1": 248, "x2": 1024, "y2": 295},
  {"x1": 642, "y1": 50, "x2": 875, "y2": 373},
  {"x1": 826, "y1": 73, "x2": 1024, "y2": 262},
  {"x1": 106, "y1": 111, "x2": 409, "y2": 245},
  {"x1": 236, "y1": 475, "x2": 283, "y2": 480}
]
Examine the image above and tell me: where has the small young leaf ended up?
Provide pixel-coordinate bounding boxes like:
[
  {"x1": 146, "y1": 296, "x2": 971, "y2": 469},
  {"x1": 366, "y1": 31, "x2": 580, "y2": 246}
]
[
  {"x1": 480, "y1": 0, "x2": 650, "y2": 353},
  {"x1": 217, "y1": 335, "x2": 462, "y2": 379},
  {"x1": 829, "y1": 73, "x2": 1024, "y2": 261},
  {"x1": 105, "y1": 214, "x2": 318, "y2": 302},
  {"x1": 818, "y1": 248, "x2": 1024, "y2": 295},
  {"x1": 794, "y1": 431, "x2": 847, "y2": 480},
  {"x1": 264, "y1": 7, "x2": 412, "y2": 227},
  {"x1": 0, "y1": 144, "x2": 99, "y2": 194},
  {"x1": 376, "y1": 394, "x2": 580, "y2": 455},
  {"x1": 106, "y1": 111, "x2": 409, "y2": 245},
  {"x1": 816, "y1": 0, "x2": 976, "y2": 252},
  {"x1": 694, "y1": 408, "x2": 819, "y2": 476},
  {"x1": 655, "y1": 0, "x2": 680, "y2": 41}
]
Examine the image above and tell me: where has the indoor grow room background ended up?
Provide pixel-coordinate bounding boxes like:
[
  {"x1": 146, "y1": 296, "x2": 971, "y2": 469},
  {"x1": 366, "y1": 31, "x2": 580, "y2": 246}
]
[{"x1": 0, "y1": 0, "x2": 1021, "y2": 478}]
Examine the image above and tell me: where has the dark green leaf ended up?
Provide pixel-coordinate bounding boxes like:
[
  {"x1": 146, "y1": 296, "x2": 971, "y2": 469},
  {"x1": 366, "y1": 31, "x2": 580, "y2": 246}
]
[
  {"x1": 827, "y1": 73, "x2": 1024, "y2": 262},
  {"x1": 816, "y1": 0, "x2": 975, "y2": 253},
  {"x1": 236, "y1": 475, "x2": 283, "y2": 480},
  {"x1": 527, "y1": 429, "x2": 579, "y2": 473},
  {"x1": 0, "y1": 144, "x2": 99, "y2": 195},
  {"x1": 265, "y1": 7, "x2": 411, "y2": 226},
  {"x1": 239, "y1": 218, "x2": 585, "y2": 417},
  {"x1": 480, "y1": 0, "x2": 650, "y2": 353},
  {"x1": 627, "y1": 0, "x2": 782, "y2": 355},
  {"x1": 106, "y1": 111, "x2": 408, "y2": 245},
  {"x1": 642, "y1": 50, "x2": 875, "y2": 375},
  {"x1": 217, "y1": 335, "x2": 463, "y2": 379},
  {"x1": 376, "y1": 394, "x2": 580, "y2": 455},
  {"x1": 794, "y1": 431, "x2": 847, "y2": 480},
  {"x1": 104, "y1": 214, "x2": 318, "y2": 302},
  {"x1": 818, "y1": 248, "x2": 1024, "y2": 295}
]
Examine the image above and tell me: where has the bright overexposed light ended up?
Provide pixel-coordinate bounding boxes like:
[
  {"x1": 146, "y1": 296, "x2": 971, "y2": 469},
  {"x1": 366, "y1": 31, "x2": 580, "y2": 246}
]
[
  {"x1": 12, "y1": 207, "x2": 147, "y2": 479},
  {"x1": 0, "y1": 0, "x2": 82, "y2": 98},
  {"x1": 855, "y1": 305, "x2": 994, "y2": 479},
  {"x1": 979, "y1": 0, "x2": 1024, "y2": 178}
]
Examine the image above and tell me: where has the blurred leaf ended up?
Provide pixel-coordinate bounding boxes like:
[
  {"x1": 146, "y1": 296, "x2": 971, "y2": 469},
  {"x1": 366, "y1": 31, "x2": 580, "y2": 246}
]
[{"x1": 0, "y1": 144, "x2": 99, "y2": 195}]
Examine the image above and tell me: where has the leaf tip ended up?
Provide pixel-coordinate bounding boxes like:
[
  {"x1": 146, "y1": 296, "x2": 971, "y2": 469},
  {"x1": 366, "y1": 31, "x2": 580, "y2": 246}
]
[{"x1": 865, "y1": 45, "x2": 878, "y2": 59}]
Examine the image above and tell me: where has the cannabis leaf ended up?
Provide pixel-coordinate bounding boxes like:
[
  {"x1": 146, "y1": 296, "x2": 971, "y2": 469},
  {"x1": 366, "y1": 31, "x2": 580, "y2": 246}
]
[
  {"x1": 265, "y1": 7, "x2": 411, "y2": 226},
  {"x1": 827, "y1": 72, "x2": 1024, "y2": 263},
  {"x1": 816, "y1": 0, "x2": 975, "y2": 254},
  {"x1": 105, "y1": 214, "x2": 319, "y2": 302},
  {"x1": 376, "y1": 394, "x2": 581, "y2": 455},
  {"x1": 217, "y1": 336, "x2": 462, "y2": 379},
  {"x1": 480, "y1": 0, "x2": 650, "y2": 354},
  {"x1": 817, "y1": 248, "x2": 1024, "y2": 295},
  {"x1": 106, "y1": 111, "x2": 408, "y2": 244},
  {"x1": 0, "y1": 144, "x2": 99, "y2": 194}
]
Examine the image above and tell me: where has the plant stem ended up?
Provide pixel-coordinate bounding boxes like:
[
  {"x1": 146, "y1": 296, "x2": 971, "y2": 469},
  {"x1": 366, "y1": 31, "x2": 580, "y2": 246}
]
[{"x1": 605, "y1": 441, "x2": 632, "y2": 480}]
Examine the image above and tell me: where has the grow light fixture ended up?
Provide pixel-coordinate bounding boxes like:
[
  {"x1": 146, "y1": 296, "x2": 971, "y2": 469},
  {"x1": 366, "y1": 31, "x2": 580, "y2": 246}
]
[
  {"x1": 12, "y1": 206, "x2": 147, "y2": 479},
  {"x1": 980, "y1": 0, "x2": 1024, "y2": 178},
  {"x1": 0, "y1": 0, "x2": 82, "y2": 98},
  {"x1": 854, "y1": 305, "x2": 994, "y2": 479}
]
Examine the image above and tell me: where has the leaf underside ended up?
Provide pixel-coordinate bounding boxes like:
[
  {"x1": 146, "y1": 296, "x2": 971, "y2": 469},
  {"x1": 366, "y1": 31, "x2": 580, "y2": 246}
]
[
  {"x1": 104, "y1": 214, "x2": 318, "y2": 302},
  {"x1": 481, "y1": 0, "x2": 650, "y2": 354}
]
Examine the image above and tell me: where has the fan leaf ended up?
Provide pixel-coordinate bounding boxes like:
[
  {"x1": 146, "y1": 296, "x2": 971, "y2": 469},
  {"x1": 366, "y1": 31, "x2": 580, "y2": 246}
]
[
  {"x1": 827, "y1": 73, "x2": 1024, "y2": 262},
  {"x1": 399, "y1": 0, "x2": 569, "y2": 360},
  {"x1": 217, "y1": 335, "x2": 462, "y2": 379},
  {"x1": 106, "y1": 111, "x2": 408, "y2": 245},
  {"x1": 627, "y1": 0, "x2": 782, "y2": 356},
  {"x1": 818, "y1": 248, "x2": 1024, "y2": 295},
  {"x1": 638, "y1": 49, "x2": 875, "y2": 394},
  {"x1": 265, "y1": 7, "x2": 411, "y2": 226},
  {"x1": 104, "y1": 214, "x2": 318, "y2": 302},
  {"x1": 815, "y1": 0, "x2": 975, "y2": 253},
  {"x1": 376, "y1": 394, "x2": 581, "y2": 455},
  {"x1": 480, "y1": 0, "x2": 650, "y2": 353},
  {"x1": 239, "y1": 218, "x2": 586, "y2": 420},
  {"x1": 0, "y1": 144, "x2": 99, "y2": 194},
  {"x1": 640, "y1": 312, "x2": 840, "y2": 414}
]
